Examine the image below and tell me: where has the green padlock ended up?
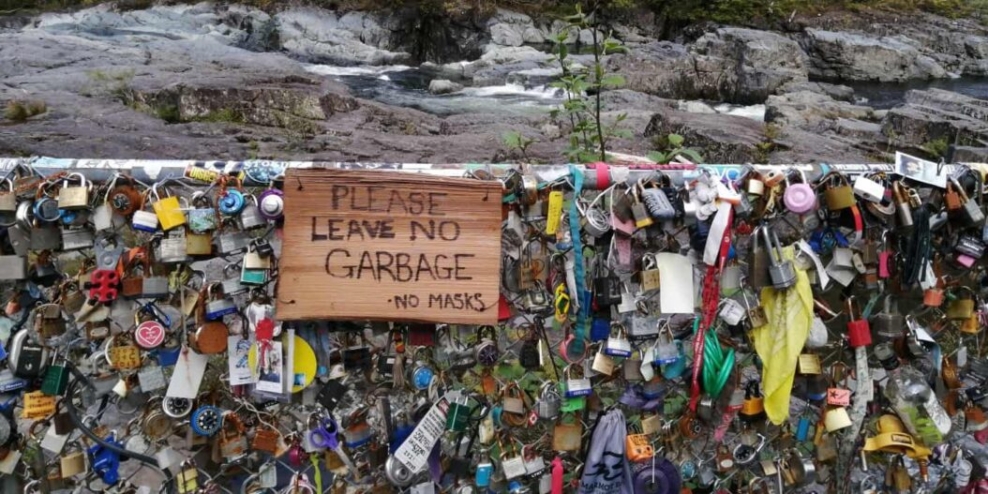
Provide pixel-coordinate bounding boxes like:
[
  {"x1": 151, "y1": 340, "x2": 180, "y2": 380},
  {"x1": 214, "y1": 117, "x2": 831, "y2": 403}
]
[
  {"x1": 445, "y1": 397, "x2": 470, "y2": 432},
  {"x1": 41, "y1": 354, "x2": 68, "y2": 396}
]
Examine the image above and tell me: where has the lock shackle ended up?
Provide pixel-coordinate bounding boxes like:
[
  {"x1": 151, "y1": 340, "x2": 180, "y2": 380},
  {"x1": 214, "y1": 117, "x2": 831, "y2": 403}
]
[
  {"x1": 63, "y1": 172, "x2": 88, "y2": 189},
  {"x1": 760, "y1": 226, "x2": 785, "y2": 263},
  {"x1": 948, "y1": 176, "x2": 972, "y2": 202},
  {"x1": 845, "y1": 296, "x2": 862, "y2": 320}
]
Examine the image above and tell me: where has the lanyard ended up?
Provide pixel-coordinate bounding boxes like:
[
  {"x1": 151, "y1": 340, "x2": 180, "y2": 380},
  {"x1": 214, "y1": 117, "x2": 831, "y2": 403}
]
[{"x1": 690, "y1": 212, "x2": 732, "y2": 411}]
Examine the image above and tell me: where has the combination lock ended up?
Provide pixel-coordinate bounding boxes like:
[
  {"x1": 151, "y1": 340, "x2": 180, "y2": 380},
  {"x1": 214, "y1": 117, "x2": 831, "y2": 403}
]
[
  {"x1": 162, "y1": 397, "x2": 193, "y2": 419},
  {"x1": 190, "y1": 405, "x2": 223, "y2": 436},
  {"x1": 385, "y1": 456, "x2": 416, "y2": 487}
]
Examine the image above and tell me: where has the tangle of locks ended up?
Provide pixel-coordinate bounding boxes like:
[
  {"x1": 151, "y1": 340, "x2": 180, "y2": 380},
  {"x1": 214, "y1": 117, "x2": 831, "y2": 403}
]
[{"x1": 0, "y1": 158, "x2": 985, "y2": 494}]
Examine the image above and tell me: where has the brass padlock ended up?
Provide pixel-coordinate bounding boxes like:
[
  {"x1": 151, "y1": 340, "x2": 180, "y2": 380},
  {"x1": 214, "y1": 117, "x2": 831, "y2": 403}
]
[
  {"x1": 823, "y1": 172, "x2": 855, "y2": 210},
  {"x1": 946, "y1": 287, "x2": 976, "y2": 320},
  {"x1": 551, "y1": 414, "x2": 582, "y2": 452},
  {"x1": 57, "y1": 173, "x2": 90, "y2": 210},
  {"x1": 641, "y1": 253, "x2": 660, "y2": 292},
  {"x1": 630, "y1": 181, "x2": 653, "y2": 229}
]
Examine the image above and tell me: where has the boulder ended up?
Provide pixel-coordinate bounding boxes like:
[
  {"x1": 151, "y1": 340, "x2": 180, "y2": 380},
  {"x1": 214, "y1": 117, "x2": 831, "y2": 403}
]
[
  {"x1": 486, "y1": 9, "x2": 542, "y2": 47},
  {"x1": 606, "y1": 41, "x2": 702, "y2": 100},
  {"x1": 765, "y1": 90, "x2": 874, "y2": 129},
  {"x1": 608, "y1": 29, "x2": 810, "y2": 104},
  {"x1": 643, "y1": 110, "x2": 766, "y2": 163},
  {"x1": 882, "y1": 89, "x2": 988, "y2": 148},
  {"x1": 690, "y1": 28, "x2": 808, "y2": 103},
  {"x1": 428, "y1": 79, "x2": 463, "y2": 95},
  {"x1": 276, "y1": 7, "x2": 410, "y2": 65},
  {"x1": 778, "y1": 81, "x2": 856, "y2": 102},
  {"x1": 801, "y1": 29, "x2": 947, "y2": 82}
]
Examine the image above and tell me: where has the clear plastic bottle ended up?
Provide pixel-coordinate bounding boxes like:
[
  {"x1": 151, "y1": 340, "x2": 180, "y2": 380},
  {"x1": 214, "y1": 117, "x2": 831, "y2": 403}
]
[{"x1": 875, "y1": 342, "x2": 952, "y2": 446}]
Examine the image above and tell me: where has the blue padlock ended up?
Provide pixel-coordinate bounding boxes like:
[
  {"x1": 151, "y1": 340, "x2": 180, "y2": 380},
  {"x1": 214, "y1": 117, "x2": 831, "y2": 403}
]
[
  {"x1": 590, "y1": 317, "x2": 610, "y2": 342},
  {"x1": 475, "y1": 462, "x2": 493, "y2": 487},
  {"x1": 796, "y1": 416, "x2": 811, "y2": 442},
  {"x1": 88, "y1": 433, "x2": 121, "y2": 485},
  {"x1": 218, "y1": 190, "x2": 246, "y2": 215}
]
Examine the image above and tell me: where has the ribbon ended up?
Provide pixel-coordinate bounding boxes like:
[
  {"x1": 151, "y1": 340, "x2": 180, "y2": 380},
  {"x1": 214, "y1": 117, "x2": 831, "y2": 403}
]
[
  {"x1": 690, "y1": 210, "x2": 732, "y2": 411},
  {"x1": 568, "y1": 165, "x2": 587, "y2": 351}
]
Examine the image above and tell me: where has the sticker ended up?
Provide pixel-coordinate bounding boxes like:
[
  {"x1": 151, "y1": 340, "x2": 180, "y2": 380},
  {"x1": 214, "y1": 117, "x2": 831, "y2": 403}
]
[
  {"x1": 248, "y1": 335, "x2": 315, "y2": 392},
  {"x1": 253, "y1": 341, "x2": 284, "y2": 394},
  {"x1": 227, "y1": 336, "x2": 255, "y2": 386},
  {"x1": 135, "y1": 320, "x2": 166, "y2": 349}
]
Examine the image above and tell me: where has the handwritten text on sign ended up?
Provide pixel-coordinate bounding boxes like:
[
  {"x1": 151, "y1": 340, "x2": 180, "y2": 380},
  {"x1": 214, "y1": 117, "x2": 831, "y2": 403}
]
[{"x1": 277, "y1": 169, "x2": 502, "y2": 324}]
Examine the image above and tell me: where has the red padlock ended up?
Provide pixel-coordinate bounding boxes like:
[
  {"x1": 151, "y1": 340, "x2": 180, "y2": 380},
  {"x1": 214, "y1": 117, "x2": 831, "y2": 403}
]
[
  {"x1": 86, "y1": 269, "x2": 120, "y2": 304},
  {"x1": 846, "y1": 297, "x2": 872, "y2": 348}
]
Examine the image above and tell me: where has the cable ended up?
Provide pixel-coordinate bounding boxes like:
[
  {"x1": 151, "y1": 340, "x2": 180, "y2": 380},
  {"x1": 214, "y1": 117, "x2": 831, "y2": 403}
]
[{"x1": 62, "y1": 365, "x2": 175, "y2": 493}]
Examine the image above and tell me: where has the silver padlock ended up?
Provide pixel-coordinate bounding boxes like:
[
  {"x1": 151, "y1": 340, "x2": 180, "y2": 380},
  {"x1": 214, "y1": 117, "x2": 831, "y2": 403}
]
[
  {"x1": 29, "y1": 222, "x2": 61, "y2": 251},
  {"x1": 205, "y1": 284, "x2": 238, "y2": 320},
  {"x1": 603, "y1": 323, "x2": 632, "y2": 358},
  {"x1": 215, "y1": 230, "x2": 250, "y2": 255},
  {"x1": 60, "y1": 227, "x2": 93, "y2": 251},
  {"x1": 142, "y1": 269, "x2": 170, "y2": 300},
  {"x1": 563, "y1": 366, "x2": 592, "y2": 398},
  {"x1": 0, "y1": 179, "x2": 17, "y2": 214},
  {"x1": 239, "y1": 195, "x2": 267, "y2": 230},
  {"x1": 763, "y1": 228, "x2": 796, "y2": 290},
  {"x1": 535, "y1": 382, "x2": 561, "y2": 421},
  {"x1": 0, "y1": 248, "x2": 27, "y2": 281},
  {"x1": 951, "y1": 177, "x2": 986, "y2": 226},
  {"x1": 159, "y1": 232, "x2": 188, "y2": 264}
]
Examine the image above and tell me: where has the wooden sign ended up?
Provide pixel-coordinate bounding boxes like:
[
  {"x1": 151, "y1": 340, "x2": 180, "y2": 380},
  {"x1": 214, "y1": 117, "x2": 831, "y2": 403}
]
[{"x1": 277, "y1": 169, "x2": 502, "y2": 324}]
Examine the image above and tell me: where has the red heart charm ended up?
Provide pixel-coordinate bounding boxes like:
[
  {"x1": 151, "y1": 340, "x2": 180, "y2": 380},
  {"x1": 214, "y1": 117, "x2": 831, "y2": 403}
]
[{"x1": 135, "y1": 320, "x2": 165, "y2": 349}]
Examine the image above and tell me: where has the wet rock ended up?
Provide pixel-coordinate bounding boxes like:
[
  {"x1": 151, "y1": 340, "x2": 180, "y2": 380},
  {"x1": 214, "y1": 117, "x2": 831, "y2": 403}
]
[{"x1": 428, "y1": 79, "x2": 463, "y2": 95}]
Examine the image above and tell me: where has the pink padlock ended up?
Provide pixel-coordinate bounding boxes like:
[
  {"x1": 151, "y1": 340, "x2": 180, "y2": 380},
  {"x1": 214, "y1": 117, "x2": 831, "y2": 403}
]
[{"x1": 784, "y1": 170, "x2": 817, "y2": 214}]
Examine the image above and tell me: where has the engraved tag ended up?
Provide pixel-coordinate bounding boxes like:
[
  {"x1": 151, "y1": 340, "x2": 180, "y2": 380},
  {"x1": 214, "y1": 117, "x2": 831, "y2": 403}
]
[{"x1": 798, "y1": 354, "x2": 822, "y2": 374}]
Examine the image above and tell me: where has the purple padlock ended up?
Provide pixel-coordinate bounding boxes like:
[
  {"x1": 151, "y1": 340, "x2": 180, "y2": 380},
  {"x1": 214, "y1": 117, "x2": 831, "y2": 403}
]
[
  {"x1": 257, "y1": 189, "x2": 284, "y2": 220},
  {"x1": 308, "y1": 416, "x2": 339, "y2": 450}
]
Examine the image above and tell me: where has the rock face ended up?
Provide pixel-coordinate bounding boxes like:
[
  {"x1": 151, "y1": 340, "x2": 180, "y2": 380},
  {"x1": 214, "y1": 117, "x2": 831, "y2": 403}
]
[
  {"x1": 644, "y1": 110, "x2": 766, "y2": 163},
  {"x1": 690, "y1": 28, "x2": 808, "y2": 103},
  {"x1": 276, "y1": 7, "x2": 409, "y2": 65},
  {"x1": 608, "y1": 28, "x2": 808, "y2": 104},
  {"x1": 766, "y1": 91, "x2": 875, "y2": 129},
  {"x1": 882, "y1": 89, "x2": 988, "y2": 157},
  {"x1": 428, "y1": 79, "x2": 463, "y2": 94},
  {"x1": 800, "y1": 30, "x2": 947, "y2": 82}
]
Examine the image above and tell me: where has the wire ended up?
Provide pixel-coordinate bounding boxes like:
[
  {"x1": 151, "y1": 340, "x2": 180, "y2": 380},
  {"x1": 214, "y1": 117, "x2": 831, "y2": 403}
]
[{"x1": 62, "y1": 364, "x2": 174, "y2": 492}]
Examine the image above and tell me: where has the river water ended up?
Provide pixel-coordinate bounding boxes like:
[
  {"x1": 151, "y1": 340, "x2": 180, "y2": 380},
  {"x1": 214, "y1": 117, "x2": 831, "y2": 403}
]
[
  {"x1": 844, "y1": 76, "x2": 988, "y2": 108},
  {"x1": 307, "y1": 64, "x2": 988, "y2": 119}
]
